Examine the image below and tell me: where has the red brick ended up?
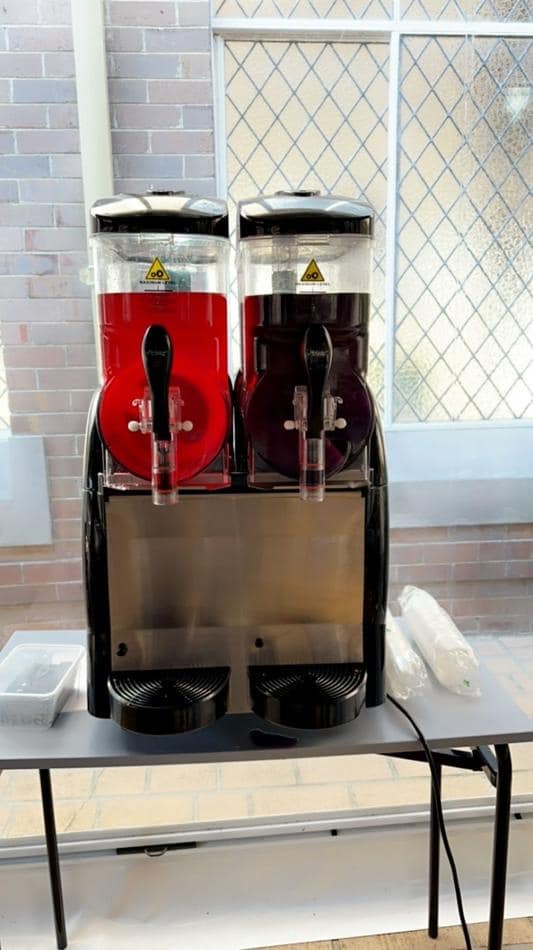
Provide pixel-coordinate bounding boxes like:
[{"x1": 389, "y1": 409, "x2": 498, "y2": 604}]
[
  {"x1": 23, "y1": 560, "x2": 81, "y2": 584},
  {"x1": 389, "y1": 544, "x2": 421, "y2": 566},
  {"x1": 44, "y1": 435, "x2": 78, "y2": 456},
  {"x1": 49, "y1": 477, "x2": 81, "y2": 500},
  {"x1": 0, "y1": 564, "x2": 23, "y2": 586},
  {"x1": 38, "y1": 368, "x2": 97, "y2": 390},
  {"x1": 392, "y1": 563, "x2": 452, "y2": 585},
  {"x1": 9, "y1": 390, "x2": 70, "y2": 412},
  {"x1": 0, "y1": 585, "x2": 58, "y2": 606},
  {"x1": 13, "y1": 412, "x2": 87, "y2": 435},
  {"x1": 51, "y1": 498, "x2": 81, "y2": 520},
  {"x1": 53, "y1": 520, "x2": 81, "y2": 540},
  {"x1": 47, "y1": 457, "x2": 82, "y2": 477},
  {"x1": 424, "y1": 542, "x2": 479, "y2": 564},
  {"x1": 390, "y1": 527, "x2": 449, "y2": 543},
  {"x1": 506, "y1": 524, "x2": 533, "y2": 539},
  {"x1": 56, "y1": 581, "x2": 83, "y2": 602},
  {"x1": 506, "y1": 560, "x2": 533, "y2": 579},
  {"x1": 452, "y1": 561, "x2": 507, "y2": 581},
  {"x1": 448, "y1": 525, "x2": 507, "y2": 540}
]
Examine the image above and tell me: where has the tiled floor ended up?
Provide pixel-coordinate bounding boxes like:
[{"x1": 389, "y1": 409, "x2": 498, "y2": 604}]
[
  {"x1": 0, "y1": 633, "x2": 532, "y2": 839},
  {"x1": 260, "y1": 916, "x2": 533, "y2": 948}
]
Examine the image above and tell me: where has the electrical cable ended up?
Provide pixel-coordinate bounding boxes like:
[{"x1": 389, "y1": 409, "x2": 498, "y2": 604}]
[{"x1": 386, "y1": 693, "x2": 473, "y2": 950}]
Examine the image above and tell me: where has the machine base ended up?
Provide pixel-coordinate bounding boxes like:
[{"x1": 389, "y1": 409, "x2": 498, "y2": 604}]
[
  {"x1": 108, "y1": 668, "x2": 230, "y2": 735},
  {"x1": 249, "y1": 664, "x2": 366, "y2": 730}
]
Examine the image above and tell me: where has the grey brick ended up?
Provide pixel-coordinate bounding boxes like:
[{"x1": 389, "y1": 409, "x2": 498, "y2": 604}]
[
  {"x1": 111, "y1": 129, "x2": 149, "y2": 154},
  {"x1": 114, "y1": 103, "x2": 181, "y2": 129},
  {"x1": 0, "y1": 130, "x2": 15, "y2": 152},
  {"x1": 114, "y1": 177, "x2": 185, "y2": 194},
  {"x1": 181, "y1": 177, "x2": 215, "y2": 195},
  {"x1": 13, "y1": 78, "x2": 76, "y2": 102},
  {"x1": 38, "y1": 0, "x2": 71, "y2": 24},
  {"x1": 3, "y1": 298, "x2": 89, "y2": 322},
  {"x1": 185, "y1": 155, "x2": 214, "y2": 178},
  {"x1": 17, "y1": 129, "x2": 79, "y2": 153},
  {"x1": 0, "y1": 52, "x2": 42, "y2": 77},
  {"x1": 0, "y1": 252, "x2": 58, "y2": 274},
  {"x1": 0, "y1": 78, "x2": 10, "y2": 99},
  {"x1": 66, "y1": 343, "x2": 96, "y2": 367},
  {"x1": 47, "y1": 103, "x2": 79, "y2": 128},
  {"x1": 53, "y1": 204, "x2": 84, "y2": 227},
  {"x1": 180, "y1": 53, "x2": 210, "y2": 80},
  {"x1": 50, "y1": 154, "x2": 82, "y2": 177},
  {"x1": 151, "y1": 130, "x2": 212, "y2": 153},
  {"x1": 149, "y1": 80, "x2": 211, "y2": 104},
  {"x1": 145, "y1": 28, "x2": 209, "y2": 53},
  {"x1": 106, "y1": 2, "x2": 176, "y2": 27},
  {"x1": 1, "y1": 203, "x2": 53, "y2": 226},
  {"x1": 0, "y1": 27, "x2": 6, "y2": 50},
  {"x1": 178, "y1": 2, "x2": 210, "y2": 27},
  {"x1": 8, "y1": 26, "x2": 72, "y2": 50},
  {"x1": 113, "y1": 155, "x2": 184, "y2": 179},
  {"x1": 0, "y1": 1, "x2": 38, "y2": 25},
  {"x1": 44, "y1": 51, "x2": 75, "y2": 77},
  {"x1": 110, "y1": 53, "x2": 180, "y2": 79},
  {"x1": 58, "y1": 251, "x2": 89, "y2": 274},
  {"x1": 183, "y1": 105, "x2": 213, "y2": 129},
  {"x1": 0, "y1": 229, "x2": 24, "y2": 250},
  {"x1": 0, "y1": 275, "x2": 27, "y2": 297},
  {"x1": 105, "y1": 27, "x2": 143, "y2": 52},
  {"x1": 108, "y1": 78, "x2": 147, "y2": 103},
  {"x1": 19, "y1": 178, "x2": 83, "y2": 202},
  {"x1": 0, "y1": 104, "x2": 47, "y2": 127},
  {"x1": 0, "y1": 155, "x2": 50, "y2": 176},
  {"x1": 28, "y1": 274, "x2": 88, "y2": 298},
  {"x1": 32, "y1": 321, "x2": 95, "y2": 344},
  {"x1": 0, "y1": 181, "x2": 19, "y2": 201},
  {"x1": 25, "y1": 227, "x2": 86, "y2": 252}
]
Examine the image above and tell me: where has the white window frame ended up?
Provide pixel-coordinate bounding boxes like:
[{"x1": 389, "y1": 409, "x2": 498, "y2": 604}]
[{"x1": 211, "y1": 7, "x2": 533, "y2": 525}]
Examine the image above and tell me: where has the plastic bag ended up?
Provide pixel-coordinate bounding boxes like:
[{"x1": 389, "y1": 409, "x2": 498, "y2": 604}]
[
  {"x1": 398, "y1": 585, "x2": 481, "y2": 697},
  {"x1": 385, "y1": 609, "x2": 428, "y2": 700}
]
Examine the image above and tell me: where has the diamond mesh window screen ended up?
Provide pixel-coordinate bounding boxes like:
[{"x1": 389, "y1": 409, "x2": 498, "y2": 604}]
[
  {"x1": 223, "y1": 40, "x2": 389, "y2": 403},
  {"x1": 216, "y1": 1, "x2": 392, "y2": 18},
  {"x1": 400, "y1": 0, "x2": 530, "y2": 20},
  {"x1": 395, "y1": 36, "x2": 532, "y2": 422}
]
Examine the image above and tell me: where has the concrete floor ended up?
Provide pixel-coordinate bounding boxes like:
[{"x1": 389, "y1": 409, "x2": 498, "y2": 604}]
[{"x1": 0, "y1": 632, "x2": 532, "y2": 838}]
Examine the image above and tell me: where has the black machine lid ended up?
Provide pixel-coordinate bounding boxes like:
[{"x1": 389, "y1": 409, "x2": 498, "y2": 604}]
[
  {"x1": 238, "y1": 191, "x2": 374, "y2": 239},
  {"x1": 91, "y1": 191, "x2": 229, "y2": 237}
]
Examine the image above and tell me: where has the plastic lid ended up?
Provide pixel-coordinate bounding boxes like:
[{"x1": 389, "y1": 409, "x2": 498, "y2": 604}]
[
  {"x1": 238, "y1": 192, "x2": 374, "y2": 239},
  {"x1": 91, "y1": 192, "x2": 229, "y2": 237}
]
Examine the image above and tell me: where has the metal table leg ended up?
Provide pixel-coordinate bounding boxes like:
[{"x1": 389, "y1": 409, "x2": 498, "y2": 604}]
[
  {"x1": 487, "y1": 744, "x2": 512, "y2": 950},
  {"x1": 428, "y1": 760, "x2": 442, "y2": 939},
  {"x1": 39, "y1": 769, "x2": 67, "y2": 949}
]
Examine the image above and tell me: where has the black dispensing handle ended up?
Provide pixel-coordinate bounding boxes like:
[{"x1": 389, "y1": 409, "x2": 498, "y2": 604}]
[
  {"x1": 142, "y1": 325, "x2": 173, "y2": 441},
  {"x1": 302, "y1": 324, "x2": 333, "y2": 438}
]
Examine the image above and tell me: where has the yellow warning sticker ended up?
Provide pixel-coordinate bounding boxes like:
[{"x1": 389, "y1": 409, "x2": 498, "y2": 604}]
[
  {"x1": 144, "y1": 257, "x2": 170, "y2": 282},
  {"x1": 300, "y1": 258, "x2": 325, "y2": 282}
]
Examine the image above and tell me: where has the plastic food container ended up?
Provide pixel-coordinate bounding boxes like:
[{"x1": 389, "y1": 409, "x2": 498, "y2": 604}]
[{"x1": 0, "y1": 643, "x2": 85, "y2": 727}]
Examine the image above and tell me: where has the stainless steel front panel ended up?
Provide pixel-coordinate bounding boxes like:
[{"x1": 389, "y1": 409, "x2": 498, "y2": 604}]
[{"x1": 107, "y1": 492, "x2": 365, "y2": 708}]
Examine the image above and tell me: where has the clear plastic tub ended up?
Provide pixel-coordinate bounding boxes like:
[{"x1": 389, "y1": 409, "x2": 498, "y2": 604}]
[{"x1": 0, "y1": 643, "x2": 85, "y2": 727}]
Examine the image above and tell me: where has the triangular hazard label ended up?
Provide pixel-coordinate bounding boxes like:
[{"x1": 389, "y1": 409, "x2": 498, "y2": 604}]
[
  {"x1": 300, "y1": 258, "x2": 325, "y2": 282},
  {"x1": 144, "y1": 257, "x2": 170, "y2": 282}
]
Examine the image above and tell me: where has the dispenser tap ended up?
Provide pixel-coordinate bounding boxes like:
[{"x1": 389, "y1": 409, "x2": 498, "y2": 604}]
[
  {"x1": 299, "y1": 324, "x2": 333, "y2": 502},
  {"x1": 141, "y1": 324, "x2": 178, "y2": 506}
]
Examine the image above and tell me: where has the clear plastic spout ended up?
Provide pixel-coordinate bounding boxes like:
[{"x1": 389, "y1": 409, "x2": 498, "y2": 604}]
[
  {"x1": 151, "y1": 436, "x2": 178, "y2": 506},
  {"x1": 299, "y1": 435, "x2": 326, "y2": 502}
]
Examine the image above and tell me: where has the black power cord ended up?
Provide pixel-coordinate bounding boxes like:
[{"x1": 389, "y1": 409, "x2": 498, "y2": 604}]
[{"x1": 387, "y1": 693, "x2": 473, "y2": 950}]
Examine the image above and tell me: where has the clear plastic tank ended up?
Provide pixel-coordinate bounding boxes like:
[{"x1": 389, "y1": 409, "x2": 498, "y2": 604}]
[
  {"x1": 237, "y1": 192, "x2": 375, "y2": 498},
  {"x1": 91, "y1": 193, "x2": 231, "y2": 503}
]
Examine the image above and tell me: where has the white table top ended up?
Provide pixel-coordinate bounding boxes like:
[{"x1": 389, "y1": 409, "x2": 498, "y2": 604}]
[{"x1": 0, "y1": 630, "x2": 531, "y2": 769}]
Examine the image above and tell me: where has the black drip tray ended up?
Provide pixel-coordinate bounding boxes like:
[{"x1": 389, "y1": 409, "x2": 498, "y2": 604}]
[
  {"x1": 108, "y1": 668, "x2": 230, "y2": 735},
  {"x1": 249, "y1": 664, "x2": 366, "y2": 730}
]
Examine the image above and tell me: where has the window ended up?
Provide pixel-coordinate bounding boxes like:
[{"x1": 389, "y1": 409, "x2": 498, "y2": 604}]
[{"x1": 213, "y1": 4, "x2": 532, "y2": 430}]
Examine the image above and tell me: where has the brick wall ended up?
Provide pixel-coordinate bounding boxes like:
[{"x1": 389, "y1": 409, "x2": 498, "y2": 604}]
[
  {"x1": 0, "y1": 0, "x2": 215, "y2": 634},
  {"x1": 0, "y1": 1, "x2": 532, "y2": 638}
]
